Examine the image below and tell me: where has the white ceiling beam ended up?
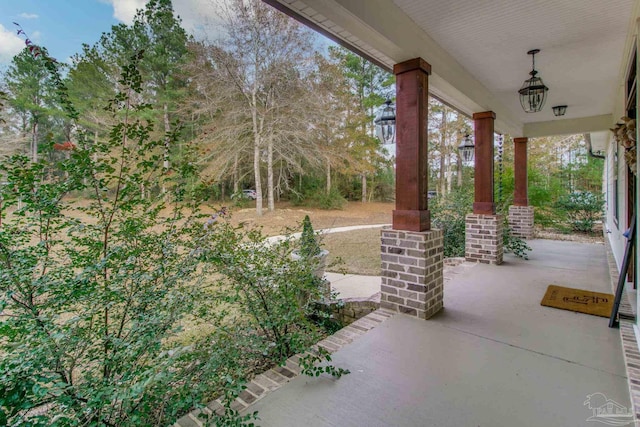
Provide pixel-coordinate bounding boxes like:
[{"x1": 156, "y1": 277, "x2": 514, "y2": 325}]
[{"x1": 523, "y1": 115, "x2": 613, "y2": 138}]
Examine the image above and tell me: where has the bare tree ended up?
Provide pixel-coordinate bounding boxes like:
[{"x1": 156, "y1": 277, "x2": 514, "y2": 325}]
[{"x1": 191, "y1": 0, "x2": 320, "y2": 215}]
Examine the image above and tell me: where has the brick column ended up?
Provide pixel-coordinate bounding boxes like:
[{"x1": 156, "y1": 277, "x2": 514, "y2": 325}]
[
  {"x1": 392, "y1": 58, "x2": 431, "y2": 232},
  {"x1": 465, "y1": 111, "x2": 503, "y2": 264},
  {"x1": 508, "y1": 206, "x2": 534, "y2": 238},
  {"x1": 383, "y1": 58, "x2": 443, "y2": 319},
  {"x1": 381, "y1": 228, "x2": 443, "y2": 319},
  {"x1": 508, "y1": 137, "x2": 534, "y2": 238},
  {"x1": 465, "y1": 214, "x2": 504, "y2": 264}
]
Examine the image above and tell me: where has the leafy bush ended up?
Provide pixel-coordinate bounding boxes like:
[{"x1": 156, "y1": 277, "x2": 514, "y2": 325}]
[
  {"x1": 503, "y1": 223, "x2": 532, "y2": 259},
  {"x1": 431, "y1": 188, "x2": 531, "y2": 260},
  {"x1": 0, "y1": 49, "x2": 346, "y2": 427},
  {"x1": 554, "y1": 191, "x2": 604, "y2": 232},
  {"x1": 202, "y1": 222, "x2": 333, "y2": 360},
  {"x1": 230, "y1": 190, "x2": 252, "y2": 208},
  {"x1": 431, "y1": 188, "x2": 473, "y2": 257},
  {"x1": 0, "y1": 51, "x2": 217, "y2": 426},
  {"x1": 292, "y1": 188, "x2": 346, "y2": 210}
]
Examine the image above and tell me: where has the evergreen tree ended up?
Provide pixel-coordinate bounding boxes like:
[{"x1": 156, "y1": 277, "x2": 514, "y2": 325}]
[{"x1": 4, "y1": 47, "x2": 58, "y2": 162}]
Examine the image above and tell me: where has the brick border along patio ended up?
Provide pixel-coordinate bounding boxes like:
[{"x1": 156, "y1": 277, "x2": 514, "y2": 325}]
[
  {"x1": 604, "y1": 237, "x2": 640, "y2": 424},
  {"x1": 173, "y1": 309, "x2": 395, "y2": 427}
]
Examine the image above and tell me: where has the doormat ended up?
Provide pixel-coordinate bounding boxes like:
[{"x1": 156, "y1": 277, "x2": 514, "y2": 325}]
[{"x1": 540, "y1": 285, "x2": 613, "y2": 318}]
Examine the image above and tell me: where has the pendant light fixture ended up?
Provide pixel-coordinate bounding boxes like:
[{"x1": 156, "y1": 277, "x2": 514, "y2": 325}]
[{"x1": 518, "y1": 49, "x2": 548, "y2": 113}]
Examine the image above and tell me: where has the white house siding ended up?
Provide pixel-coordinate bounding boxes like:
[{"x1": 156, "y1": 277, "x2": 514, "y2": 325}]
[{"x1": 605, "y1": 140, "x2": 628, "y2": 271}]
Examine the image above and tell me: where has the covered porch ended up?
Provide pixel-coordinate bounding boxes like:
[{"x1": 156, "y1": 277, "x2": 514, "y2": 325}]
[
  {"x1": 241, "y1": 239, "x2": 632, "y2": 426},
  {"x1": 255, "y1": 0, "x2": 640, "y2": 421}
]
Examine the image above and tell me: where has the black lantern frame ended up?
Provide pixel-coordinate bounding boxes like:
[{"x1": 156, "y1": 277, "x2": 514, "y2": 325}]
[
  {"x1": 374, "y1": 99, "x2": 396, "y2": 144},
  {"x1": 518, "y1": 49, "x2": 549, "y2": 113},
  {"x1": 552, "y1": 105, "x2": 567, "y2": 116},
  {"x1": 458, "y1": 134, "x2": 475, "y2": 165}
]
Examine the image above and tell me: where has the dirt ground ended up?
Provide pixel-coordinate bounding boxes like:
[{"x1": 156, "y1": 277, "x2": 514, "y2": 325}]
[
  {"x1": 222, "y1": 201, "x2": 393, "y2": 236},
  {"x1": 223, "y1": 202, "x2": 603, "y2": 243}
]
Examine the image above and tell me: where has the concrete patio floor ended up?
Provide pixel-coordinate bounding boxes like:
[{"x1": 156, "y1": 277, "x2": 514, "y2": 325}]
[{"x1": 244, "y1": 239, "x2": 632, "y2": 427}]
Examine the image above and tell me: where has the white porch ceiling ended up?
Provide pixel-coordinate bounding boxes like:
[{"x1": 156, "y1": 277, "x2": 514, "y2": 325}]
[{"x1": 265, "y1": 0, "x2": 638, "y2": 138}]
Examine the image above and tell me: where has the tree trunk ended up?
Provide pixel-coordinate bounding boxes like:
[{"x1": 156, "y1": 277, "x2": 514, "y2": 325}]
[
  {"x1": 326, "y1": 159, "x2": 331, "y2": 195},
  {"x1": 253, "y1": 140, "x2": 263, "y2": 216},
  {"x1": 31, "y1": 120, "x2": 38, "y2": 163},
  {"x1": 233, "y1": 154, "x2": 239, "y2": 194},
  {"x1": 446, "y1": 156, "x2": 452, "y2": 193},
  {"x1": 251, "y1": 79, "x2": 263, "y2": 216},
  {"x1": 267, "y1": 139, "x2": 275, "y2": 212},
  {"x1": 162, "y1": 104, "x2": 170, "y2": 193},
  {"x1": 361, "y1": 174, "x2": 367, "y2": 203}
]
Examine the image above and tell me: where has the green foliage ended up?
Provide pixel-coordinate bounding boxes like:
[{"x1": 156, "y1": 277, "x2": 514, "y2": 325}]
[
  {"x1": 0, "y1": 44, "x2": 347, "y2": 426},
  {"x1": 554, "y1": 191, "x2": 604, "y2": 232},
  {"x1": 230, "y1": 191, "x2": 253, "y2": 208},
  {"x1": 503, "y1": 224, "x2": 532, "y2": 259},
  {"x1": 525, "y1": 137, "x2": 604, "y2": 232},
  {"x1": 299, "y1": 215, "x2": 322, "y2": 259},
  {"x1": 431, "y1": 188, "x2": 473, "y2": 257},
  {"x1": 298, "y1": 347, "x2": 350, "y2": 379},
  {"x1": 431, "y1": 187, "x2": 531, "y2": 260},
  {"x1": 304, "y1": 188, "x2": 346, "y2": 210},
  {"x1": 289, "y1": 176, "x2": 347, "y2": 209},
  {"x1": 0, "y1": 90, "x2": 8, "y2": 124},
  {"x1": 0, "y1": 49, "x2": 211, "y2": 426},
  {"x1": 370, "y1": 163, "x2": 395, "y2": 202},
  {"x1": 201, "y1": 220, "x2": 338, "y2": 360}
]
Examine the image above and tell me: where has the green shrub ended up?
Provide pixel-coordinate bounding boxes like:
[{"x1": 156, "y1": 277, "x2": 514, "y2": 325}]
[
  {"x1": 292, "y1": 188, "x2": 346, "y2": 210},
  {"x1": 431, "y1": 188, "x2": 473, "y2": 257},
  {"x1": 0, "y1": 48, "x2": 346, "y2": 427},
  {"x1": 299, "y1": 215, "x2": 322, "y2": 258},
  {"x1": 503, "y1": 223, "x2": 532, "y2": 259},
  {"x1": 554, "y1": 191, "x2": 604, "y2": 232}
]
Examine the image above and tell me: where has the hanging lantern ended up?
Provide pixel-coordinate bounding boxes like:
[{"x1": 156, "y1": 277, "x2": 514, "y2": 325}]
[
  {"x1": 458, "y1": 134, "x2": 475, "y2": 165},
  {"x1": 552, "y1": 105, "x2": 567, "y2": 116},
  {"x1": 374, "y1": 99, "x2": 396, "y2": 144},
  {"x1": 518, "y1": 49, "x2": 549, "y2": 113}
]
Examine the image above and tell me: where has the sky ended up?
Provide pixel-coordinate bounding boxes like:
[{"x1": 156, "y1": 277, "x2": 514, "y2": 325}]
[{"x1": 0, "y1": 0, "x2": 228, "y2": 69}]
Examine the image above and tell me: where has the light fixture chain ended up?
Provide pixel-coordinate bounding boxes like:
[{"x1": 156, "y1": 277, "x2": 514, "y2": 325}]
[{"x1": 497, "y1": 134, "x2": 504, "y2": 205}]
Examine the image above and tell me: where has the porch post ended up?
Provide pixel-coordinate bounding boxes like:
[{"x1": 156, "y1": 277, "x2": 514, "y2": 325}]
[
  {"x1": 465, "y1": 111, "x2": 504, "y2": 264},
  {"x1": 509, "y1": 137, "x2": 534, "y2": 238},
  {"x1": 392, "y1": 58, "x2": 431, "y2": 232},
  {"x1": 380, "y1": 57, "x2": 443, "y2": 320},
  {"x1": 472, "y1": 111, "x2": 496, "y2": 215}
]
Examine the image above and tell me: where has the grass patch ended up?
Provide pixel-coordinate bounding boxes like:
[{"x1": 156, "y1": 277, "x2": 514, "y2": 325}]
[{"x1": 323, "y1": 227, "x2": 382, "y2": 276}]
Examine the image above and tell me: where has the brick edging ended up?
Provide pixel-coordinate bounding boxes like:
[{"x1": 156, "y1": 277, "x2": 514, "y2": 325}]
[
  {"x1": 604, "y1": 235, "x2": 640, "y2": 423},
  {"x1": 173, "y1": 309, "x2": 395, "y2": 427}
]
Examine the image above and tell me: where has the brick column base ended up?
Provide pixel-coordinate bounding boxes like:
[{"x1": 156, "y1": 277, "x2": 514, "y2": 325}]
[
  {"x1": 465, "y1": 214, "x2": 504, "y2": 265},
  {"x1": 508, "y1": 205, "x2": 534, "y2": 239},
  {"x1": 380, "y1": 228, "x2": 444, "y2": 319}
]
